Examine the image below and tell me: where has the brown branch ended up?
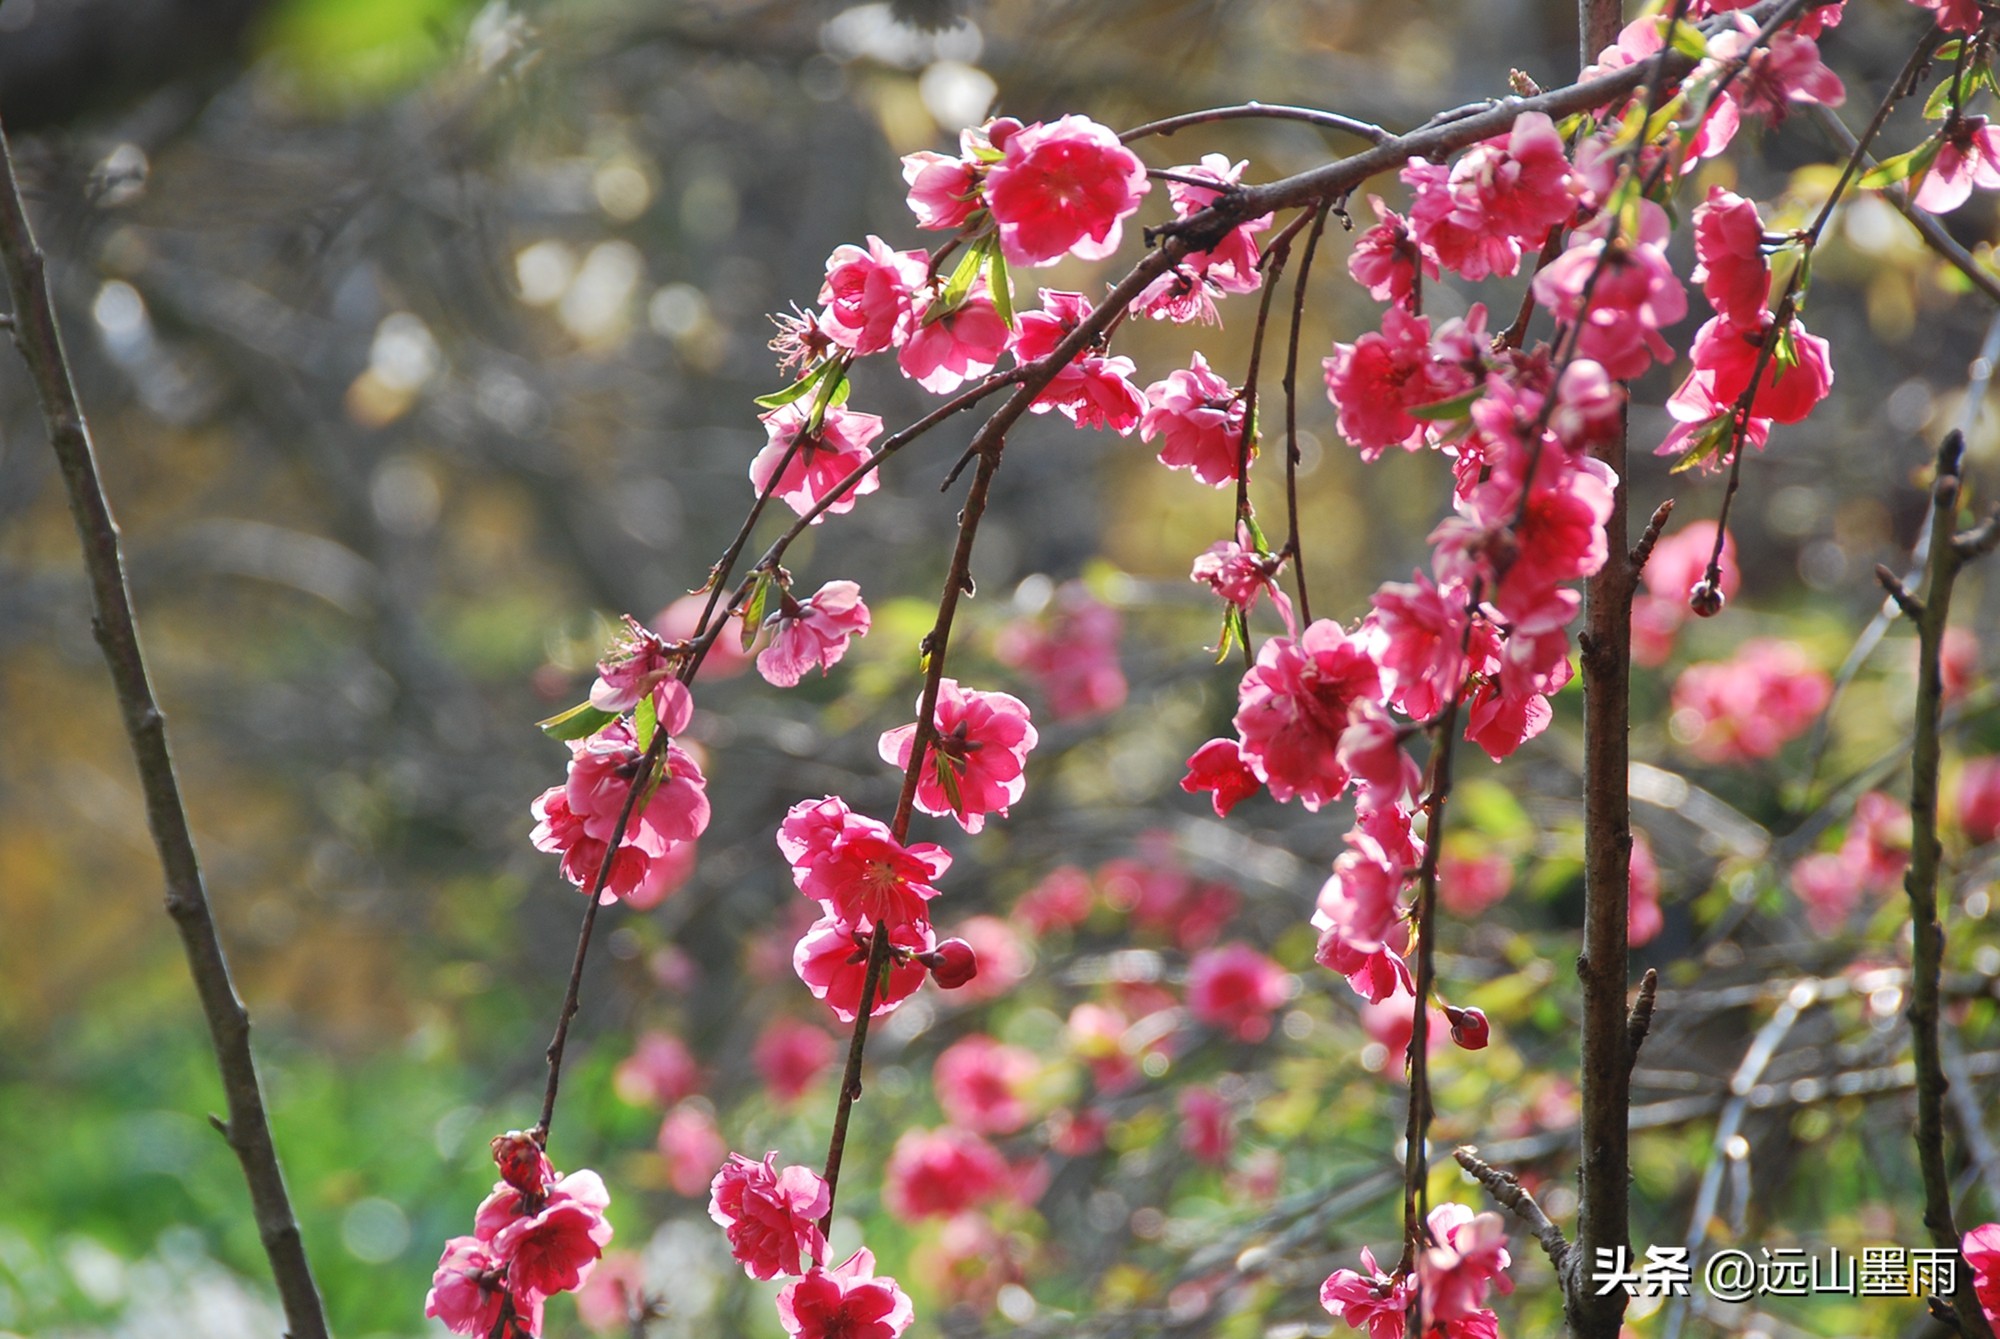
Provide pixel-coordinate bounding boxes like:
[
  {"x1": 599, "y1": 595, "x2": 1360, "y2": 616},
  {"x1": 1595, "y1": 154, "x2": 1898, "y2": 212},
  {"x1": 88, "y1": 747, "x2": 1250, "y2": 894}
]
[
  {"x1": 0, "y1": 123, "x2": 331, "y2": 1337},
  {"x1": 1454, "y1": 1146, "x2": 1572, "y2": 1275},
  {"x1": 1628, "y1": 500, "x2": 1676, "y2": 578},
  {"x1": 1903, "y1": 430, "x2": 1998, "y2": 1339},
  {"x1": 1280, "y1": 203, "x2": 1330, "y2": 626},
  {"x1": 1120, "y1": 101, "x2": 1392, "y2": 146},
  {"x1": 1626, "y1": 967, "x2": 1660, "y2": 1076}
]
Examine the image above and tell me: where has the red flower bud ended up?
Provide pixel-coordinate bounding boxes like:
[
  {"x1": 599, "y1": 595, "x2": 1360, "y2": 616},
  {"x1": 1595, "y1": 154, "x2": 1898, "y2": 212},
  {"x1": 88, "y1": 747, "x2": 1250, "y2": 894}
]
[
  {"x1": 1446, "y1": 1006, "x2": 1490, "y2": 1051},
  {"x1": 925, "y1": 938, "x2": 979, "y2": 990},
  {"x1": 490, "y1": 1129, "x2": 553, "y2": 1198},
  {"x1": 1688, "y1": 579, "x2": 1726, "y2": 619}
]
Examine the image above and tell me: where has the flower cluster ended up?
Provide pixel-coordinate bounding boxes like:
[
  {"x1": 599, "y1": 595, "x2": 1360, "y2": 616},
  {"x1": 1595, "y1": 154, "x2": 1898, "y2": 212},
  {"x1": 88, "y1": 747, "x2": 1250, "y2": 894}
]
[
  {"x1": 1319, "y1": 1202, "x2": 1513, "y2": 1338},
  {"x1": 426, "y1": 1133, "x2": 613, "y2": 1337}
]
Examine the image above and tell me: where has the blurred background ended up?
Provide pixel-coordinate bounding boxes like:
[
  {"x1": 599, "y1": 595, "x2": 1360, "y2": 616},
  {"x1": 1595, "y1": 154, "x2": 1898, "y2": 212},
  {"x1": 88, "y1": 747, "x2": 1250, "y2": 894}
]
[{"x1": 3, "y1": 1, "x2": 1999, "y2": 1335}]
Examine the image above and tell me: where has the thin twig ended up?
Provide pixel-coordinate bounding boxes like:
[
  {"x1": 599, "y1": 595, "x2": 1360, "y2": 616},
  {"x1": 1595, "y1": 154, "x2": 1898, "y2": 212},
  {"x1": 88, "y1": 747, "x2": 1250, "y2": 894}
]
[
  {"x1": 1626, "y1": 968, "x2": 1660, "y2": 1075},
  {"x1": 0, "y1": 121, "x2": 330, "y2": 1336},
  {"x1": 1280, "y1": 203, "x2": 1330, "y2": 625},
  {"x1": 1902, "y1": 431, "x2": 1998, "y2": 1339},
  {"x1": 1120, "y1": 101, "x2": 1392, "y2": 146},
  {"x1": 1455, "y1": 1146, "x2": 1571, "y2": 1275}
]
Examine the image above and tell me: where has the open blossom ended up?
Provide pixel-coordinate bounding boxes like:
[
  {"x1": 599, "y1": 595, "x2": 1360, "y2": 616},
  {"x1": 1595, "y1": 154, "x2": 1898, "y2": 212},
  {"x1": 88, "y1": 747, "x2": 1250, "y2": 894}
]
[
  {"x1": 751, "y1": 402, "x2": 884, "y2": 521},
  {"x1": 758, "y1": 580, "x2": 871, "y2": 687},
  {"x1": 996, "y1": 579, "x2": 1127, "y2": 718},
  {"x1": 1706, "y1": 16, "x2": 1843, "y2": 122},
  {"x1": 1965, "y1": 1222, "x2": 2000, "y2": 1326},
  {"x1": 708, "y1": 1152, "x2": 829, "y2": 1280},
  {"x1": 1141, "y1": 352, "x2": 1251, "y2": 487},
  {"x1": 489, "y1": 1171, "x2": 614, "y2": 1298},
  {"x1": 1323, "y1": 305, "x2": 1481, "y2": 459},
  {"x1": 900, "y1": 284, "x2": 1012, "y2": 393},
  {"x1": 780, "y1": 796, "x2": 950, "y2": 928},
  {"x1": 1914, "y1": 115, "x2": 2000, "y2": 214},
  {"x1": 776, "y1": 1249, "x2": 916, "y2": 1339},
  {"x1": 793, "y1": 912, "x2": 934, "y2": 1021},
  {"x1": 531, "y1": 721, "x2": 709, "y2": 904},
  {"x1": 753, "y1": 1015, "x2": 837, "y2": 1103},
  {"x1": 614, "y1": 1031, "x2": 701, "y2": 1108},
  {"x1": 983, "y1": 114, "x2": 1149, "y2": 266},
  {"x1": 1180, "y1": 737, "x2": 1262, "y2": 817},
  {"x1": 427, "y1": 1236, "x2": 540, "y2": 1338},
  {"x1": 1402, "y1": 112, "x2": 1576, "y2": 281},
  {"x1": 1235, "y1": 619, "x2": 1385, "y2": 810},
  {"x1": 1132, "y1": 154, "x2": 1270, "y2": 322},
  {"x1": 589, "y1": 616, "x2": 689, "y2": 715},
  {"x1": 1418, "y1": 1203, "x2": 1512, "y2": 1326},
  {"x1": 1349, "y1": 195, "x2": 1434, "y2": 308},
  {"x1": 1320, "y1": 1246, "x2": 1409, "y2": 1339},
  {"x1": 1671, "y1": 638, "x2": 1831, "y2": 763},
  {"x1": 1632, "y1": 519, "x2": 1740, "y2": 666},
  {"x1": 1959, "y1": 757, "x2": 2000, "y2": 846},
  {"x1": 1186, "y1": 942, "x2": 1289, "y2": 1042},
  {"x1": 934, "y1": 1034, "x2": 1039, "y2": 1134},
  {"x1": 1532, "y1": 202, "x2": 1685, "y2": 379},
  {"x1": 1673, "y1": 314, "x2": 1833, "y2": 426},
  {"x1": 1013, "y1": 289, "x2": 1146, "y2": 433},
  {"x1": 1192, "y1": 531, "x2": 1295, "y2": 631},
  {"x1": 1366, "y1": 570, "x2": 1469, "y2": 721},
  {"x1": 879, "y1": 679, "x2": 1038, "y2": 833},
  {"x1": 658, "y1": 1103, "x2": 729, "y2": 1198},
  {"x1": 818, "y1": 236, "x2": 926, "y2": 355},
  {"x1": 883, "y1": 1126, "x2": 1012, "y2": 1220},
  {"x1": 1691, "y1": 187, "x2": 1770, "y2": 327},
  {"x1": 902, "y1": 128, "x2": 987, "y2": 230}
]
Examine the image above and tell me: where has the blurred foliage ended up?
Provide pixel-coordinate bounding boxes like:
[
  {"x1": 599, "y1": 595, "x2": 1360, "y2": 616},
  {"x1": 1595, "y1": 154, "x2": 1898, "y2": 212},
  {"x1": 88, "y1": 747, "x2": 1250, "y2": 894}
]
[{"x1": 2, "y1": 1, "x2": 1999, "y2": 1337}]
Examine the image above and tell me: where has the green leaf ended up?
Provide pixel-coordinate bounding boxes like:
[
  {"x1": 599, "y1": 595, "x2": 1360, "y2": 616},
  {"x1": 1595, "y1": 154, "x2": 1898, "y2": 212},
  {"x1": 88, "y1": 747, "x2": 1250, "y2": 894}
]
[
  {"x1": 1213, "y1": 605, "x2": 1245, "y2": 664},
  {"x1": 987, "y1": 245, "x2": 1015, "y2": 330},
  {"x1": 538, "y1": 701, "x2": 618, "y2": 741},
  {"x1": 1666, "y1": 19, "x2": 1708, "y2": 60},
  {"x1": 938, "y1": 240, "x2": 985, "y2": 313},
  {"x1": 1241, "y1": 514, "x2": 1271, "y2": 555},
  {"x1": 1407, "y1": 387, "x2": 1485, "y2": 422},
  {"x1": 1857, "y1": 138, "x2": 1943, "y2": 192},
  {"x1": 935, "y1": 749, "x2": 965, "y2": 818},
  {"x1": 1937, "y1": 39, "x2": 1964, "y2": 61},
  {"x1": 754, "y1": 360, "x2": 830, "y2": 410},
  {"x1": 1924, "y1": 78, "x2": 1957, "y2": 122},
  {"x1": 633, "y1": 691, "x2": 657, "y2": 753},
  {"x1": 805, "y1": 362, "x2": 850, "y2": 432},
  {"x1": 1669, "y1": 415, "x2": 1735, "y2": 475},
  {"x1": 740, "y1": 571, "x2": 776, "y2": 652}
]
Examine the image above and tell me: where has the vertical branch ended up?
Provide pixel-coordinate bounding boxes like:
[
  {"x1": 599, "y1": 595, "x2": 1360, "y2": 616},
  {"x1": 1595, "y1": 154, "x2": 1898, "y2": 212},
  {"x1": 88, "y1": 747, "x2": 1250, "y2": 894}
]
[
  {"x1": 1572, "y1": 8, "x2": 1634, "y2": 1334},
  {"x1": 1889, "y1": 431, "x2": 1999, "y2": 1339},
  {"x1": 0, "y1": 124, "x2": 332, "y2": 1338},
  {"x1": 1281, "y1": 203, "x2": 1331, "y2": 625}
]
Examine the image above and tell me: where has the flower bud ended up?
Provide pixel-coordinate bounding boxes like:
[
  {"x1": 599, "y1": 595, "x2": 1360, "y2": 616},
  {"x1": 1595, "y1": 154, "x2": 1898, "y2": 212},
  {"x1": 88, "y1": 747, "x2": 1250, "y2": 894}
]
[
  {"x1": 1688, "y1": 579, "x2": 1726, "y2": 619},
  {"x1": 923, "y1": 938, "x2": 979, "y2": 990},
  {"x1": 1446, "y1": 1006, "x2": 1490, "y2": 1051},
  {"x1": 491, "y1": 1129, "x2": 553, "y2": 1198}
]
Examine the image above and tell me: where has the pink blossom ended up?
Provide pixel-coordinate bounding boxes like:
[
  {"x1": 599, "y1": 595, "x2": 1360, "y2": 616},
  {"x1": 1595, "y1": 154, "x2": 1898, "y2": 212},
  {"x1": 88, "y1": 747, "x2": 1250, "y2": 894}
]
[
  {"x1": 1437, "y1": 848, "x2": 1513, "y2": 918},
  {"x1": 1675, "y1": 315, "x2": 1833, "y2": 425},
  {"x1": 427, "y1": 1237, "x2": 539, "y2": 1338},
  {"x1": 1366, "y1": 570, "x2": 1470, "y2": 721},
  {"x1": 793, "y1": 913, "x2": 934, "y2": 1021},
  {"x1": 1915, "y1": 115, "x2": 2000, "y2": 214},
  {"x1": 1012, "y1": 290, "x2": 1146, "y2": 433},
  {"x1": 1958, "y1": 757, "x2": 2000, "y2": 846},
  {"x1": 1531, "y1": 203, "x2": 1686, "y2": 379},
  {"x1": 1141, "y1": 353, "x2": 1251, "y2": 487},
  {"x1": 1180, "y1": 737, "x2": 1262, "y2": 817},
  {"x1": 817, "y1": 237, "x2": 926, "y2": 355},
  {"x1": 1132, "y1": 155, "x2": 1270, "y2": 322},
  {"x1": 983, "y1": 115, "x2": 1149, "y2": 267},
  {"x1": 1671, "y1": 638, "x2": 1831, "y2": 763},
  {"x1": 922, "y1": 936, "x2": 980, "y2": 990},
  {"x1": 1632, "y1": 519, "x2": 1741, "y2": 665},
  {"x1": 1629, "y1": 831, "x2": 1664, "y2": 948},
  {"x1": 1014, "y1": 865, "x2": 1095, "y2": 935},
  {"x1": 1845, "y1": 790, "x2": 1912, "y2": 892},
  {"x1": 708, "y1": 1152, "x2": 829, "y2": 1280},
  {"x1": 902, "y1": 146, "x2": 982, "y2": 231},
  {"x1": 532, "y1": 721, "x2": 709, "y2": 905},
  {"x1": 750, "y1": 403, "x2": 884, "y2": 521},
  {"x1": 1691, "y1": 187, "x2": 1771, "y2": 327},
  {"x1": 613, "y1": 1031, "x2": 701, "y2": 1108},
  {"x1": 1790, "y1": 852, "x2": 1863, "y2": 935},
  {"x1": 575, "y1": 1251, "x2": 648, "y2": 1334},
  {"x1": 1349, "y1": 195, "x2": 1434, "y2": 309},
  {"x1": 1402, "y1": 112, "x2": 1577, "y2": 280},
  {"x1": 1186, "y1": 942, "x2": 1290, "y2": 1042},
  {"x1": 934, "y1": 1034, "x2": 1039, "y2": 1134},
  {"x1": 1314, "y1": 901, "x2": 1414, "y2": 1004},
  {"x1": 1191, "y1": 532, "x2": 1295, "y2": 631},
  {"x1": 589, "y1": 616, "x2": 692, "y2": 716},
  {"x1": 1178, "y1": 1084, "x2": 1237, "y2": 1164},
  {"x1": 883, "y1": 1126, "x2": 1012, "y2": 1220},
  {"x1": 1965, "y1": 1222, "x2": 2000, "y2": 1325},
  {"x1": 1323, "y1": 306, "x2": 1480, "y2": 459},
  {"x1": 1912, "y1": 0, "x2": 1985, "y2": 33},
  {"x1": 1707, "y1": 17, "x2": 1843, "y2": 122},
  {"x1": 753, "y1": 1016, "x2": 837, "y2": 1103},
  {"x1": 995, "y1": 579, "x2": 1128, "y2": 718},
  {"x1": 658, "y1": 1103, "x2": 728, "y2": 1198},
  {"x1": 899, "y1": 285, "x2": 1013, "y2": 393},
  {"x1": 780, "y1": 798, "x2": 951, "y2": 929},
  {"x1": 1233, "y1": 619, "x2": 1385, "y2": 810},
  {"x1": 1320, "y1": 1246, "x2": 1408, "y2": 1339},
  {"x1": 1418, "y1": 1203, "x2": 1512, "y2": 1326},
  {"x1": 758, "y1": 580, "x2": 871, "y2": 687},
  {"x1": 1338, "y1": 706, "x2": 1423, "y2": 811},
  {"x1": 489, "y1": 1169, "x2": 613, "y2": 1298},
  {"x1": 879, "y1": 679, "x2": 1038, "y2": 833},
  {"x1": 776, "y1": 1249, "x2": 916, "y2": 1339}
]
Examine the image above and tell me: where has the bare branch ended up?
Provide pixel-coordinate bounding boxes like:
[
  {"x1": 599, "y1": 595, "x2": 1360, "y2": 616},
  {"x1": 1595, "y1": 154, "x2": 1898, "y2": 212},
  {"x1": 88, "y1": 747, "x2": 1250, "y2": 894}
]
[
  {"x1": 0, "y1": 121, "x2": 330, "y2": 1337},
  {"x1": 1454, "y1": 1146, "x2": 1572, "y2": 1275}
]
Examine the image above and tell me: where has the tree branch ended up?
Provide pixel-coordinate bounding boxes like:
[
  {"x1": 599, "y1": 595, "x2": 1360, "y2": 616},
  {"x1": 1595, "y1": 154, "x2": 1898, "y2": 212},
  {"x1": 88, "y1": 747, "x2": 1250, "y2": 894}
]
[
  {"x1": 1455, "y1": 1146, "x2": 1572, "y2": 1276},
  {"x1": 0, "y1": 120, "x2": 331, "y2": 1338}
]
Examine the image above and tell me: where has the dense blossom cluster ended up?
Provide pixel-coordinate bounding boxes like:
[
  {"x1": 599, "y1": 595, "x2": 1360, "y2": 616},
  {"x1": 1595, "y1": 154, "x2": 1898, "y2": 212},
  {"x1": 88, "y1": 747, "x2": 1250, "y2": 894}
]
[{"x1": 460, "y1": 3, "x2": 2000, "y2": 1331}]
